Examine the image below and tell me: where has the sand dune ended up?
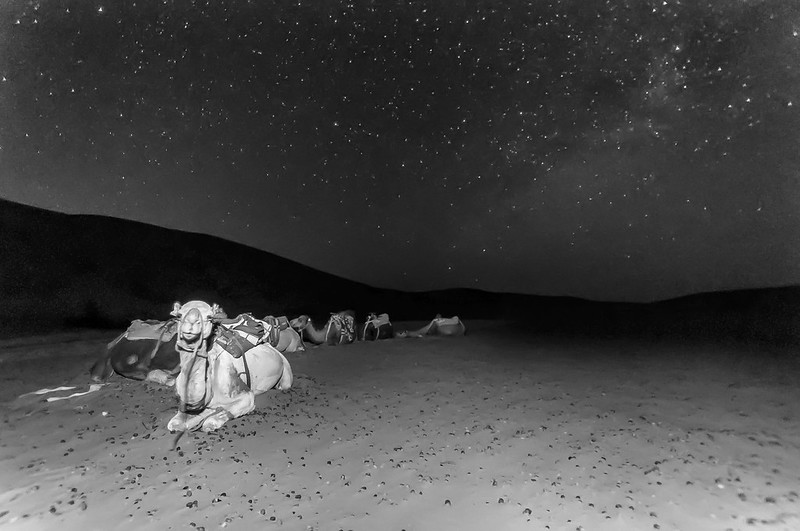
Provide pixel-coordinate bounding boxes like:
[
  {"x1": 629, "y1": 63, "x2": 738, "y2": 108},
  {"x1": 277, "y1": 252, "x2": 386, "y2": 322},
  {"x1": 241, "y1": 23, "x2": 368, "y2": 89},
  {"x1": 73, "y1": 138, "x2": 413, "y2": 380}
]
[{"x1": 1, "y1": 321, "x2": 798, "y2": 530}]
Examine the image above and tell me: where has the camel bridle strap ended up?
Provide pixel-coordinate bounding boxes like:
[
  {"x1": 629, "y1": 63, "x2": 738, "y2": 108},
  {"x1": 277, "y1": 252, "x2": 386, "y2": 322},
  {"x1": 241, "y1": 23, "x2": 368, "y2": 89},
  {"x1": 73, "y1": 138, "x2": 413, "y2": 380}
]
[
  {"x1": 241, "y1": 350, "x2": 252, "y2": 389},
  {"x1": 325, "y1": 317, "x2": 336, "y2": 344},
  {"x1": 362, "y1": 314, "x2": 387, "y2": 340},
  {"x1": 342, "y1": 315, "x2": 356, "y2": 343},
  {"x1": 327, "y1": 314, "x2": 351, "y2": 344},
  {"x1": 180, "y1": 335, "x2": 210, "y2": 414}
]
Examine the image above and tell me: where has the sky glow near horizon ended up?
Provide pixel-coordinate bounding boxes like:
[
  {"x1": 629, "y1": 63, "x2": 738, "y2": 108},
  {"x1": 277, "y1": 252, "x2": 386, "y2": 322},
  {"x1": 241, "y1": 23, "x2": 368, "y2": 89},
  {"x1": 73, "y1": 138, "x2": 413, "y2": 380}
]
[{"x1": 1, "y1": 0, "x2": 799, "y2": 301}]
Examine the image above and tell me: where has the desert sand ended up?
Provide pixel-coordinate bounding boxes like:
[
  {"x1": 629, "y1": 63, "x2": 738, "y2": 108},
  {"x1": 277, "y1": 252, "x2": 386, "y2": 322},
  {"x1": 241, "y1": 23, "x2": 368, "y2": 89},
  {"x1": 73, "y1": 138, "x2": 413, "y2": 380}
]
[{"x1": 1, "y1": 321, "x2": 798, "y2": 531}]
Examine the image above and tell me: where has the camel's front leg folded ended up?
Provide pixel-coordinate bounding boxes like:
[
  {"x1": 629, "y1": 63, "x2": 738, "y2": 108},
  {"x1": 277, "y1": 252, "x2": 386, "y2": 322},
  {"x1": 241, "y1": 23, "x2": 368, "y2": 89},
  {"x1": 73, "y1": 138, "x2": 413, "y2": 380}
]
[
  {"x1": 167, "y1": 411, "x2": 189, "y2": 432},
  {"x1": 202, "y1": 358, "x2": 258, "y2": 428},
  {"x1": 201, "y1": 388, "x2": 256, "y2": 431},
  {"x1": 199, "y1": 407, "x2": 237, "y2": 432},
  {"x1": 146, "y1": 369, "x2": 176, "y2": 386},
  {"x1": 168, "y1": 409, "x2": 220, "y2": 432},
  {"x1": 194, "y1": 389, "x2": 254, "y2": 431}
]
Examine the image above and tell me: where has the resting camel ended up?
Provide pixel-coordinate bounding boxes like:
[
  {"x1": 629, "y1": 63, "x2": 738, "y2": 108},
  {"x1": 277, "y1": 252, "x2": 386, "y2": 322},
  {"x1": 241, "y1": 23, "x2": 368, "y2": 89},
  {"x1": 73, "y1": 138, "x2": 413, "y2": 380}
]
[
  {"x1": 262, "y1": 315, "x2": 305, "y2": 353},
  {"x1": 360, "y1": 312, "x2": 394, "y2": 341},
  {"x1": 167, "y1": 300, "x2": 293, "y2": 433},
  {"x1": 290, "y1": 310, "x2": 357, "y2": 346},
  {"x1": 89, "y1": 318, "x2": 184, "y2": 386},
  {"x1": 397, "y1": 315, "x2": 466, "y2": 338}
]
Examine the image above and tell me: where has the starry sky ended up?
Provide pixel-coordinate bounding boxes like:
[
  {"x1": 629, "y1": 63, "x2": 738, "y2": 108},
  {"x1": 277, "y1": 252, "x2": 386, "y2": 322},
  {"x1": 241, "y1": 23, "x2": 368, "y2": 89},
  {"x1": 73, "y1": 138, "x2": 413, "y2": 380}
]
[{"x1": 1, "y1": 0, "x2": 799, "y2": 302}]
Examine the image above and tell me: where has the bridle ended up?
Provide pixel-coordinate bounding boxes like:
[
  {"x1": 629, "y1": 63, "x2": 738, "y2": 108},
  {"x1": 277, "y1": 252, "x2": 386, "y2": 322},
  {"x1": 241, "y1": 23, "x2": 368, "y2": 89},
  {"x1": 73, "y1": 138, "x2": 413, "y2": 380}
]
[{"x1": 178, "y1": 335, "x2": 211, "y2": 414}]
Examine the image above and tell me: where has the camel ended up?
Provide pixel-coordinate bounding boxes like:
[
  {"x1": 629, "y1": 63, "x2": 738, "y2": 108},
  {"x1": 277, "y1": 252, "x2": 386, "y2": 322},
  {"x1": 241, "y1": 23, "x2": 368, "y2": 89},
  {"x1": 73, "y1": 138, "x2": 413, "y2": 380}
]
[
  {"x1": 262, "y1": 315, "x2": 305, "y2": 353},
  {"x1": 360, "y1": 312, "x2": 394, "y2": 340},
  {"x1": 89, "y1": 318, "x2": 183, "y2": 386},
  {"x1": 89, "y1": 312, "x2": 302, "y2": 386},
  {"x1": 290, "y1": 310, "x2": 357, "y2": 346},
  {"x1": 167, "y1": 300, "x2": 293, "y2": 433},
  {"x1": 397, "y1": 315, "x2": 466, "y2": 338}
]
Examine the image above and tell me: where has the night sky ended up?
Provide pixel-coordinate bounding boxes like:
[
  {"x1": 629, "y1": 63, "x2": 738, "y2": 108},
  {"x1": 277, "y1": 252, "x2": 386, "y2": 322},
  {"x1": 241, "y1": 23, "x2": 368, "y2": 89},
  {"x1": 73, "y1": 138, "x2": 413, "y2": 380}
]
[{"x1": 1, "y1": 0, "x2": 799, "y2": 302}]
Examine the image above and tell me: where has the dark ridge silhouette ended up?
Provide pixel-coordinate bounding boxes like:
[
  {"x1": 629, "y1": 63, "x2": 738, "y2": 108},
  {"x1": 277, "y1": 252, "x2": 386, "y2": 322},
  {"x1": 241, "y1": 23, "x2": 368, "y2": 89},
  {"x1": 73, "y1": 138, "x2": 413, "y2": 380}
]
[{"x1": 1, "y1": 197, "x2": 798, "y2": 346}]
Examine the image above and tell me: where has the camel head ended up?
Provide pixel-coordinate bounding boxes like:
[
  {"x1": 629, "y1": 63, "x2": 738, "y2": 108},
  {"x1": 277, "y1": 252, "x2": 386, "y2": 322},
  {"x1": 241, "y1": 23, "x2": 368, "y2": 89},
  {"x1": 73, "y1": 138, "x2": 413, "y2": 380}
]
[
  {"x1": 171, "y1": 300, "x2": 223, "y2": 346},
  {"x1": 290, "y1": 315, "x2": 310, "y2": 331}
]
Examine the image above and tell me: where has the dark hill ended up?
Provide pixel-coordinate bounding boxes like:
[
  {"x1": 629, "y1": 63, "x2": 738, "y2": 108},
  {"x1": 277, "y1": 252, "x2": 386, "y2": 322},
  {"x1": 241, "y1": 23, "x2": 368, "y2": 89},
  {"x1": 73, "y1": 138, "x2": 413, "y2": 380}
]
[
  {"x1": 0, "y1": 198, "x2": 406, "y2": 334},
  {"x1": 1, "y1": 198, "x2": 798, "y2": 346}
]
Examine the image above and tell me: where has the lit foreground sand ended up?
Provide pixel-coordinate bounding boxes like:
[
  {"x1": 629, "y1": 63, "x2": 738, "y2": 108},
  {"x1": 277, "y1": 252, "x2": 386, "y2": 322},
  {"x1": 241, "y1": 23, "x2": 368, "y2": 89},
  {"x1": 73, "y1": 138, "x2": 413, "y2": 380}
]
[{"x1": 1, "y1": 321, "x2": 798, "y2": 531}]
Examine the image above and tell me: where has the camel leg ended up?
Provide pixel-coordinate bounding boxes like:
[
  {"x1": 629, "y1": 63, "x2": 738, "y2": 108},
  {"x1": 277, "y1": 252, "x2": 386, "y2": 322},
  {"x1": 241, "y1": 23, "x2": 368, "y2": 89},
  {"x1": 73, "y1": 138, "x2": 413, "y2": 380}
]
[
  {"x1": 399, "y1": 320, "x2": 434, "y2": 338},
  {"x1": 168, "y1": 411, "x2": 211, "y2": 432},
  {"x1": 201, "y1": 398, "x2": 252, "y2": 432},
  {"x1": 275, "y1": 351, "x2": 293, "y2": 390},
  {"x1": 168, "y1": 408, "x2": 222, "y2": 432},
  {"x1": 199, "y1": 359, "x2": 257, "y2": 431},
  {"x1": 292, "y1": 330, "x2": 306, "y2": 351},
  {"x1": 201, "y1": 348, "x2": 290, "y2": 431},
  {"x1": 146, "y1": 369, "x2": 176, "y2": 386},
  {"x1": 413, "y1": 321, "x2": 435, "y2": 336},
  {"x1": 168, "y1": 357, "x2": 233, "y2": 432},
  {"x1": 167, "y1": 411, "x2": 188, "y2": 432},
  {"x1": 89, "y1": 355, "x2": 113, "y2": 382}
]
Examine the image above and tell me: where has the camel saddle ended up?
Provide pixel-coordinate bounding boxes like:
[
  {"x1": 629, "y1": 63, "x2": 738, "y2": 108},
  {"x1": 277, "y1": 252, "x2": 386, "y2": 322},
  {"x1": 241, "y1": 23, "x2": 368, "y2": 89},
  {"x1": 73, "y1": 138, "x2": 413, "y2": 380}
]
[
  {"x1": 117, "y1": 319, "x2": 178, "y2": 344},
  {"x1": 214, "y1": 313, "x2": 268, "y2": 358}
]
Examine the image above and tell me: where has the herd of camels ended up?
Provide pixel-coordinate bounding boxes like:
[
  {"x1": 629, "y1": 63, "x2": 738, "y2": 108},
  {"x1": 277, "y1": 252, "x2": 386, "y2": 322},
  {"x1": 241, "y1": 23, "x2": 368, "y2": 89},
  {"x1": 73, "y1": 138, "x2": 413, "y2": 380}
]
[{"x1": 88, "y1": 302, "x2": 466, "y2": 432}]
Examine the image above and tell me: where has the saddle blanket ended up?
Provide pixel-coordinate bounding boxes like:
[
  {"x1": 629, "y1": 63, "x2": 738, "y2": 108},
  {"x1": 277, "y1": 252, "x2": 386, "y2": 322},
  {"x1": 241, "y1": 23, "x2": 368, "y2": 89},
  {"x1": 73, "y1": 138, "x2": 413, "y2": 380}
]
[{"x1": 122, "y1": 319, "x2": 178, "y2": 342}]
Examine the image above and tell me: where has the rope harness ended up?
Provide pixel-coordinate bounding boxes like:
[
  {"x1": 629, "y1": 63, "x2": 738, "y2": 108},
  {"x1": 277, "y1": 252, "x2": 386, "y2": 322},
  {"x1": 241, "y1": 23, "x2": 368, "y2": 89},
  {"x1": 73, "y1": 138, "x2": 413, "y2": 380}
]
[
  {"x1": 177, "y1": 337, "x2": 209, "y2": 414},
  {"x1": 361, "y1": 313, "x2": 391, "y2": 340},
  {"x1": 149, "y1": 318, "x2": 178, "y2": 361},
  {"x1": 326, "y1": 313, "x2": 356, "y2": 344}
]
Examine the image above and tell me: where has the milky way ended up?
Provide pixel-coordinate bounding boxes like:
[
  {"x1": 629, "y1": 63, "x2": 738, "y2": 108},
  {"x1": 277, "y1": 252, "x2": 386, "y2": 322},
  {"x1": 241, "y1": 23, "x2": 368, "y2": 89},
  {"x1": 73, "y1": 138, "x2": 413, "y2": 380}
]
[{"x1": 1, "y1": 0, "x2": 798, "y2": 301}]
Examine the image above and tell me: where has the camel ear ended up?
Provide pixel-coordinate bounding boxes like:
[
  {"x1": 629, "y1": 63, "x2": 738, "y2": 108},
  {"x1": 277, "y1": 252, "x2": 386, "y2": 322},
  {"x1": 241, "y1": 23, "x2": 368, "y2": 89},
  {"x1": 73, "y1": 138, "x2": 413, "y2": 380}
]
[{"x1": 170, "y1": 302, "x2": 182, "y2": 317}]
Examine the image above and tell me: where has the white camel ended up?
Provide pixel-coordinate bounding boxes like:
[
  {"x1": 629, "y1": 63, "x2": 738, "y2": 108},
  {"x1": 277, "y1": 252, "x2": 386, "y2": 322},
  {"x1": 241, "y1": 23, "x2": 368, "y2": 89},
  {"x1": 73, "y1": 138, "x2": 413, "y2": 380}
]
[
  {"x1": 262, "y1": 315, "x2": 305, "y2": 353},
  {"x1": 290, "y1": 310, "x2": 357, "y2": 346},
  {"x1": 167, "y1": 301, "x2": 293, "y2": 433}
]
